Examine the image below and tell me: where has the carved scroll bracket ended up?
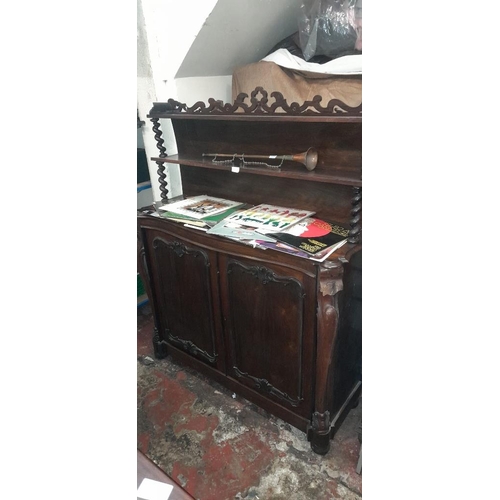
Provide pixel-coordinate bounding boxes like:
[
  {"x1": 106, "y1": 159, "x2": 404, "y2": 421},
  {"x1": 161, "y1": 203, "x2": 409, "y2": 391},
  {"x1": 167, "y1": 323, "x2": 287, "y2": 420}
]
[
  {"x1": 319, "y1": 261, "x2": 344, "y2": 298},
  {"x1": 166, "y1": 330, "x2": 217, "y2": 364},
  {"x1": 314, "y1": 263, "x2": 345, "y2": 430},
  {"x1": 227, "y1": 260, "x2": 304, "y2": 295},
  {"x1": 153, "y1": 238, "x2": 210, "y2": 267},
  {"x1": 233, "y1": 367, "x2": 303, "y2": 407}
]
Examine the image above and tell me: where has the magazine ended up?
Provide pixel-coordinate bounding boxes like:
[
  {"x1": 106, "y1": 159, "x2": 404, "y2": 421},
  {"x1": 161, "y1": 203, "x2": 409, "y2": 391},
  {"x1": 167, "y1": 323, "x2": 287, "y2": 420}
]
[
  {"x1": 255, "y1": 238, "x2": 347, "y2": 263},
  {"x1": 160, "y1": 204, "x2": 247, "y2": 228},
  {"x1": 157, "y1": 195, "x2": 244, "y2": 220},
  {"x1": 223, "y1": 204, "x2": 315, "y2": 234},
  {"x1": 271, "y1": 217, "x2": 349, "y2": 256},
  {"x1": 206, "y1": 213, "x2": 277, "y2": 242}
]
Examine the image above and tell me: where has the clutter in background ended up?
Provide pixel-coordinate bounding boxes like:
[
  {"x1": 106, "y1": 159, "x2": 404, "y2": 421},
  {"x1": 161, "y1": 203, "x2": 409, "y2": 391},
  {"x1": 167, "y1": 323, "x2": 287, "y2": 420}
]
[{"x1": 266, "y1": 0, "x2": 362, "y2": 64}]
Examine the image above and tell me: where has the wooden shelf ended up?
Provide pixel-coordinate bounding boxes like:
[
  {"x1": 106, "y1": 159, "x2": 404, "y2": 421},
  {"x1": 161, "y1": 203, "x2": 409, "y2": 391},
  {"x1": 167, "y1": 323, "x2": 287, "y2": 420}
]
[
  {"x1": 151, "y1": 155, "x2": 361, "y2": 187},
  {"x1": 151, "y1": 112, "x2": 361, "y2": 124}
]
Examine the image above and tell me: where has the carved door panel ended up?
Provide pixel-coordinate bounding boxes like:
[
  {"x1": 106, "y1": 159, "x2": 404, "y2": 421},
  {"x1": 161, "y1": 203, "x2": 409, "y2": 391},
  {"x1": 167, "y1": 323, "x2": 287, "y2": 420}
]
[
  {"x1": 143, "y1": 228, "x2": 225, "y2": 372},
  {"x1": 219, "y1": 255, "x2": 316, "y2": 418}
]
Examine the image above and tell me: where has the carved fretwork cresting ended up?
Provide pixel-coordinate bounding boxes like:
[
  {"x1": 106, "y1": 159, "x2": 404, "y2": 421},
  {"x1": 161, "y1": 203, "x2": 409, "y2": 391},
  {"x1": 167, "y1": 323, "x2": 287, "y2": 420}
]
[
  {"x1": 233, "y1": 367, "x2": 304, "y2": 407},
  {"x1": 151, "y1": 87, "x2": 361, "y2": 117},
  {"x1": 348, "y1": 187, "x2": 362, "y2": 243},
  {"x1": 150, "y1": 117, "x2": 169, "y2": 201}
]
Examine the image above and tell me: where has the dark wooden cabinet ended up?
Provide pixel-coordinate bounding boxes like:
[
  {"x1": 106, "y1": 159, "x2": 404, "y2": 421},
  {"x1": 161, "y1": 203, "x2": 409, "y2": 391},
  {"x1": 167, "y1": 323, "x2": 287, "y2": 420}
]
[
  {"x1": 142, "y1": 227, "x2": 225, "y2": 371},
  {"x1": 219, "y1": 253, "x2": 317, "y2": 419},
  {"x1": 137, "y1": 88, "x2": 362, "y2": 454}
]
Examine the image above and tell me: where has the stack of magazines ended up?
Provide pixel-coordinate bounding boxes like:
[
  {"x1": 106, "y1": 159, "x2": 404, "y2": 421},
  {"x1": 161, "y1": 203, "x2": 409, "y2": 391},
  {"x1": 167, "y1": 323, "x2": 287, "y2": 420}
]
[
  {"x1": 156, "y1": 196, "x2": 349, "y2": 263},
  {"x1": 156, "y1": 195, "x2": 246, "y2": 229}
]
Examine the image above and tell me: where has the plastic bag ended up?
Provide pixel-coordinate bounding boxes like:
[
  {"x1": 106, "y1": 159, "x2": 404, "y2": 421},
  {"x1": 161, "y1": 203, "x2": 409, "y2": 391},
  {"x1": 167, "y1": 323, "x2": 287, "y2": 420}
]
[
  {"x1": 297, "y1": 0, "x2": 361, "y2": 61},
  {"x1": 266, "y1": 33, "x2": 334, "y2": 64}
]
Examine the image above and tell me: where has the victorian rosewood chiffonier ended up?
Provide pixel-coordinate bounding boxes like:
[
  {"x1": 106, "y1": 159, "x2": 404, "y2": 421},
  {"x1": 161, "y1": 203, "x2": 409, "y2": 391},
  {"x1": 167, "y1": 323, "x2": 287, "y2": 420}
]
[{"x1": 137, "y1": 88, "x2": 362, "y2": 454}]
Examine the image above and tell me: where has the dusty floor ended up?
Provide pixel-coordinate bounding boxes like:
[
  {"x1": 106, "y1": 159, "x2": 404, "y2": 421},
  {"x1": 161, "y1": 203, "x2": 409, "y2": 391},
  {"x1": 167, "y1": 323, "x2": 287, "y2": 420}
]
[{"x1": 137, "y1": 304, "x2": 362, "y2": 500}]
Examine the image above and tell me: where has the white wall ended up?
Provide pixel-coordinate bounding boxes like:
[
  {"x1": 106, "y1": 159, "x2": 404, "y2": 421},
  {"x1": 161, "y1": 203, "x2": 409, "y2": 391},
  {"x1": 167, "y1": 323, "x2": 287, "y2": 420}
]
[
  {"x1": 141, "y1": 0, "x2": 220, "y2": 89},
  {"x1": 176, "y1": 0, "x2": 301, "y2": 78},
  {"x1": 137, "y1": 0, "x2": 302, "y2": 201},
  {"x1": 175, "y1": 75, "x2": 233, "y2": 104}
]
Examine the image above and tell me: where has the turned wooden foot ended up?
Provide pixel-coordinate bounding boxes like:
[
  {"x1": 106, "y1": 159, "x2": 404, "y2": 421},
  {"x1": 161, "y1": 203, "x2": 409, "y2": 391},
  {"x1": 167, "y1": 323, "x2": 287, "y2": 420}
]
[
  {"x1": 152, "y1": 328, "x2": 168, "y2": 359},
  {"x1": 307, "y1": 411, "x2": 332, "y2": 455},
  {"x1": 310, "y1": 429, "x2": 331, "y2": 455}
]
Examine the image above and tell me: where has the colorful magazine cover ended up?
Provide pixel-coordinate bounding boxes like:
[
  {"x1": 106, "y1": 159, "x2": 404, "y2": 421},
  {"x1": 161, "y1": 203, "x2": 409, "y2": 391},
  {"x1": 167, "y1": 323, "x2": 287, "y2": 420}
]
[
  {"x1": 255, "y1": 238, "x2": 347, "y2": 263},
  {"x1": 206, "y1": 213, "x2": 277, "y2": 242},
  {"x1": 225, "y1": 204, "x2": 315, "y2": 234},
  {"x1": 160, "y1": 204, "x2": 247, "y2": 228},
  {"x1": 271, "y1": 217, "x2": 349, "y2": 255},
  {"x1": 158, "y1": 195, "x2": 244, "y2": 220}
]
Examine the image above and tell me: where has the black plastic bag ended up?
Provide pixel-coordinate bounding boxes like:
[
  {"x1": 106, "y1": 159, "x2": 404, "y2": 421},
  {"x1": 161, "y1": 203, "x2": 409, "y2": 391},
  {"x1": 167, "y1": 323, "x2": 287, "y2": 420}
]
[{"x1": 297, "y1": 0, "x2": 360, "y2": 61}]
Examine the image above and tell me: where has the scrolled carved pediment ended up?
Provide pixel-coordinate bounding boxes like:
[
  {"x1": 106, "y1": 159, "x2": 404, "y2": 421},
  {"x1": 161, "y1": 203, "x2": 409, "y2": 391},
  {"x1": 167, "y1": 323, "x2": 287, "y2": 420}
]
[{"x1": 149, "y1": 87, "x2": 361, "y2": 117}]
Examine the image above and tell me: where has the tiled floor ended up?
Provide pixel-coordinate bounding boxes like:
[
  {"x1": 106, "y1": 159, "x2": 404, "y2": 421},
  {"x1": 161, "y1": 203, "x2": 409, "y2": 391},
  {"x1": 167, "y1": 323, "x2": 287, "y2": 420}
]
[{"x1": 137, "y1": 304, "x2": 362, "y2": 500}]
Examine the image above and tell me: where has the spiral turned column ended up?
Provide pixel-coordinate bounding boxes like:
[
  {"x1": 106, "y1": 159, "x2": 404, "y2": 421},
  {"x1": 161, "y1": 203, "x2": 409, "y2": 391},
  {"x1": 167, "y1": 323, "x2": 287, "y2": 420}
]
[
  {"x1": 150, "y1": 117, "x2": 169, "y2": 201},
  {"x1": 348, "y1": 187, "x2": 362, "y2": 243}
]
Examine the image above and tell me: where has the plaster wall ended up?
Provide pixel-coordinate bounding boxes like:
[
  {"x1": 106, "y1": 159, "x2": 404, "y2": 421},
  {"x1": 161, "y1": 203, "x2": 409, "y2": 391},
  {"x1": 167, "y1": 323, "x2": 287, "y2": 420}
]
[
  {"x1": 176, "y1": 0, "x2": 301, "y2": 78},
  {"x1": 137, "y1": 0, "x2": 302, "y2": 201},
  {"x1": 137, "y1": 0, "x2": 216, "y2": 200},
  {"x1": 175, "y1": 76, "x2": 233, "y2": 104}
]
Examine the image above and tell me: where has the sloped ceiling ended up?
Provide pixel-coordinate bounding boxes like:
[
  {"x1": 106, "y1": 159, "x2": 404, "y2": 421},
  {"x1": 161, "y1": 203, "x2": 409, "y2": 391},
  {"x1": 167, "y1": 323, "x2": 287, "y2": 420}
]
[{"x1": 175, "y1": 0, "x2": 302, "y2": 78}]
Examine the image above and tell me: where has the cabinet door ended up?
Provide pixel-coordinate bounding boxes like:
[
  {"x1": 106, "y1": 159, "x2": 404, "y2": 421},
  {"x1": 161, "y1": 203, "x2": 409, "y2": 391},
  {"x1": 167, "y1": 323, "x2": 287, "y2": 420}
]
[
  {"x1": 143, "y1": 228, "x2": 224, "y2": 371},
  {"x1": 219, "y1": 255, "x2": 316, "y2": 418}
]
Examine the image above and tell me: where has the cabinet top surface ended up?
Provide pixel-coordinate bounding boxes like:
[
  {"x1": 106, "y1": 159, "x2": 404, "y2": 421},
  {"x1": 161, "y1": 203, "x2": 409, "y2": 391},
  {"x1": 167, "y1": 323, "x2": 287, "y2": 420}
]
[
  {"x1": 147, "y1": 87, "x2": 361, "y2": 123},
  {"x1": 138, "y1": 213, "x2": 361, "y2": 269}
]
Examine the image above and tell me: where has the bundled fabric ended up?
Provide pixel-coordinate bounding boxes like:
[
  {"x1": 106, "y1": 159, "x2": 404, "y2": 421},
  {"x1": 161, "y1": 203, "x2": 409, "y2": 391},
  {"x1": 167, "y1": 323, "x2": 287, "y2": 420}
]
[{"x1": 232, "y1": 60, "x2": 361, "y2": 108}]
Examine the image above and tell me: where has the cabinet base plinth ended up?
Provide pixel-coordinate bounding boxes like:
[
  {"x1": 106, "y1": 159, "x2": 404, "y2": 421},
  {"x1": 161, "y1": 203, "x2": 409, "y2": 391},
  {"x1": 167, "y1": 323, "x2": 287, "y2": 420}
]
[
  {"x1": 308, "y1": 427, "x2": 332, "y2": 455},
  {"x1": 307, "y1": 410, "x2": 331, "y2": 454},
  {"x1": 153, "y1": 329, "x2": 169, "y2": 359},
  {"x1": 307, "y1": 381, "x2": 362, "y2": 454}
]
